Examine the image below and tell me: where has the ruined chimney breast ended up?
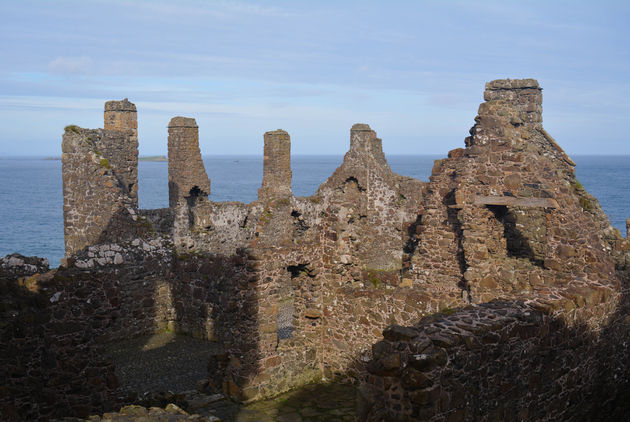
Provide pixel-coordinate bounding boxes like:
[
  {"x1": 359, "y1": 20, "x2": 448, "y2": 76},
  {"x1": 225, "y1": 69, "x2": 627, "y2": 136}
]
[
  {"x1": 258, "y1": 129, "x2": 292, "y2": 200},
  {"x1": 168, "y1": 116, "x2": 210, "y2": 208},
  {"x1": 104, "y1": 98, "x2": 138, "y2": 135},
  {"x1": 101, "y1": 99, "x2": 139, "y2": 203},
  {"x1": 483, "y1": 78, "x2": 542, "y2": 125}
]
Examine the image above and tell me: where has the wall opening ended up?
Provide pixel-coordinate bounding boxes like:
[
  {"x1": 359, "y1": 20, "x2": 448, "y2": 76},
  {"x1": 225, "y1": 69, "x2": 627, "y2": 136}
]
[
  {"x1": 487, "y1": 205, "x2": 546, "y2": 267},
  {"x1": 276, "y1": 264, "x2": 309, "y2": 341},
  {"x1": 277, "y1": 298, "x2": 294, "y2": 340},
  {"x1": 344, "y1": 176, "x2": 366, "y2": 192},
  {"x1": 402, "y1": 214, "x2": 423, "y2": 276}
]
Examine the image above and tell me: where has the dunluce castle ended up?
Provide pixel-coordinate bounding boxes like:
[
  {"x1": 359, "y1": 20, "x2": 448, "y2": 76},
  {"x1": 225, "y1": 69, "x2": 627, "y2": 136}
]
[{"x1": 2, "y1": 79, "x2": 630, "y2": 421}]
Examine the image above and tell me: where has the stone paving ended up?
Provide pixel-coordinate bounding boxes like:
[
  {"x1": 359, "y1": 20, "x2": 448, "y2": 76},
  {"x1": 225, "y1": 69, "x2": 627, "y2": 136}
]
[
  {"x1": 106, "y1": 331, "x2": 224, "y2": 393},
  {"x1": 200, "y1": 382, "x2": 356, "y2": 421},
  {"x1": 106, "y1": 332, "x2": 357, "y2": 421}
]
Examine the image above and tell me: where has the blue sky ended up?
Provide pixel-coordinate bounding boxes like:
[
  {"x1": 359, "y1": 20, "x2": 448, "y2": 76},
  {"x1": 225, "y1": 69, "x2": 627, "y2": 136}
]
[{"x1": 0, "y1": 0, "x2": 628, "y2": 156}]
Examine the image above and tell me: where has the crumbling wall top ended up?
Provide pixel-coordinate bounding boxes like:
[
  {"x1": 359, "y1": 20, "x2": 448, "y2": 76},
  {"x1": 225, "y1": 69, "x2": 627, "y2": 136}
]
[
  {"x1": 347, "y1": 123, "x2": 389, "y2": 172},
  {"x1": 258, "y1": 129, "x2": 292, "y2": 200},
  {"x1": 350, "y1": 123, "x2": 372, "y2": 131},
  {"x1": 481, "y1": 78, "x2": 543, "y2": 125},
  {"x1": 168, "y1": 116, "x2": 210, "y2": 209},
  {"x1": 485, "y1": 78, "x2": 540, "y2": 92},
  {"x1": 104, "y1": 98, "x2": 137, "y2": 112},
  {"x1": 168, "y1": 116, "x2": 198, "y2": 128}
]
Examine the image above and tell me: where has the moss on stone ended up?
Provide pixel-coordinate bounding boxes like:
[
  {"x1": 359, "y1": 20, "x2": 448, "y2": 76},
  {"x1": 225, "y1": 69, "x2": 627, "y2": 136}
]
[
  {"x1": 64, "y1": 124, "x2": 80, "y2": 133},
  {"x1": 579, "y1": 196, "x2": 594, "y2": 212},
  {"x1": 365, "y1": 269, "x2": 387, "y2": 288},
  {"x1": 275, "y1": 197, "x2": 291, "y2": 207},
  {"x1": 99, "y1": 158, "x2": 111, "y2": 169},
  {"x1": 259, "y1": 208, "x2": 274, "y2": 225}
]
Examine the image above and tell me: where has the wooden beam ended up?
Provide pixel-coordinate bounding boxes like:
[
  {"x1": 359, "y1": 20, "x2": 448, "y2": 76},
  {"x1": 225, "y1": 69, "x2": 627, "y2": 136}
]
[{"x1": 474, "y1": 196, "x2": 559, "y2": 208}]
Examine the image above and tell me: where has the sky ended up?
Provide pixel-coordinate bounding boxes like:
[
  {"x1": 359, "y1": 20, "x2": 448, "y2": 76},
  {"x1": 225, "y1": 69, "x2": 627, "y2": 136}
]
[{"x1": 0, "y1": 0, "x2": 629, "y2": 156}]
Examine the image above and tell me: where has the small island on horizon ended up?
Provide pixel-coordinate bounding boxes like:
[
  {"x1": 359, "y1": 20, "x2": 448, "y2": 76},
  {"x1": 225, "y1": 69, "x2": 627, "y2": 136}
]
[{"x1": 138, "y1": 155, "x2": 167, "y2": 162}]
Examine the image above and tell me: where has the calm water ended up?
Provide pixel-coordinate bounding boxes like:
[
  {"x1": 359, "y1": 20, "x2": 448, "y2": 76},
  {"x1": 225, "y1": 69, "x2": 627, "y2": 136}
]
[{"x1": 1, "y1": 155, "x2": 628, "y2": 267}]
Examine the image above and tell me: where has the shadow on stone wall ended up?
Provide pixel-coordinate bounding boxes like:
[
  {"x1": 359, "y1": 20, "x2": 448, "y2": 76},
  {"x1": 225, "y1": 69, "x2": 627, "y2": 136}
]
[
  {"x1": 0, "y1": 270, "x2": 120, "y2": 421},
  {"x1": 0, "y1": 208, "x2": 263, "y2": 421},
  {"x1": 356, "y1": 273, "x2": 630, "y2": 421}
]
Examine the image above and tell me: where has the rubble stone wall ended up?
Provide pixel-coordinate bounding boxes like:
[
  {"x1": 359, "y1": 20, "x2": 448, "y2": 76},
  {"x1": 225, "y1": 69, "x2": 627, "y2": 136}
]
[
  {"x1": 0, "y1": 241, "x2": 257, "y2": 420},
  {"x1": 61, "y1": 127, "x2": 139, "y2": 257},
  {"x1": 0, "y1": 259, "x2": 120, "y2": 421},
  {"x1": 410, "y1": 79, "x2": 619, "y2": 305},
  {"x1": 360, "y1": 294, "x2": 628, "y2": 422}
]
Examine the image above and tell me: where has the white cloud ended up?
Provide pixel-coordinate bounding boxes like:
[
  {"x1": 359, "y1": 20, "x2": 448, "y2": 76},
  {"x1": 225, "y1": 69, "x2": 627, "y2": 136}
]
[{"x1": 48, "y1": 56, "x2": 93, "y2": 74}]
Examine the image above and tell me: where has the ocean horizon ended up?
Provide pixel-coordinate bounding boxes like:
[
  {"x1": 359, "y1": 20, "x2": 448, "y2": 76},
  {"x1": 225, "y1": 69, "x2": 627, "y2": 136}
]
[{"x1": 1, "y1": 154, "x2": 628, "y2": 268}]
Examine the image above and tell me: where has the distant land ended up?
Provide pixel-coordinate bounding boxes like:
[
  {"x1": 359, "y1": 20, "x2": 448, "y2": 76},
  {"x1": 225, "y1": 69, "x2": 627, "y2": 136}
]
[
  {"x1": 139, "y1": 155, "x2": 167, "y2": 162},
  {"x1": 43, "y1": 155, "x2": 168, "y2": 162}
]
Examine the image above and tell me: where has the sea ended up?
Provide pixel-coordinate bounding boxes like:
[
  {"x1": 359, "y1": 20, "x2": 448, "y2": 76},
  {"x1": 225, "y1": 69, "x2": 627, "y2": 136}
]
[{"x1": 1, "y1": 155, "x2": 628, "y2": 268}]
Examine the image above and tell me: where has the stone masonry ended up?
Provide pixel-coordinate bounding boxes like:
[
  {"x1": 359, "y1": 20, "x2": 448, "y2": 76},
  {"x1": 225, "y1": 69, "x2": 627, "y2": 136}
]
[
  {"x1": 168, "y1": 117, "x2": 210, "y2": 208},
  {"x1": 3, "y1": 79, "x2": 630, "y2": 421},
  {"x1": 61, "y1": 99, "x2": 140, "y2": 256},
  {"x1": 258, "y1": 129, "x2": 292, "y2": 200},
  {"x1": 167, "y1": 116, "x2": 211, "y2": 251},
  {"x1": 104, "y1": 98, "x2": 139, "y2": 206}
]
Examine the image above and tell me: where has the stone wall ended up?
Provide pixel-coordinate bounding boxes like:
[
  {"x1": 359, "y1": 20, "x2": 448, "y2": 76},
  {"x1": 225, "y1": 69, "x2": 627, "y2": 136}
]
[
  {"x1": 0, "y1": 260, "x2": 120, "y2": 421},
  {"x1": 0, "y1": 253, "x2": 49, "y2": 278},
  {"x1": 359, "y1": 291, "x2": 627, "y2": 421},
  {"x1": 410, "y1": 79, "x2": 619, "y2": 304},
  {"x1": 0, "y1": 239, "x2": 256, "y2": 420},
  {"x1": 62, "y1": 100, "x2": 140, "y2": 257}
]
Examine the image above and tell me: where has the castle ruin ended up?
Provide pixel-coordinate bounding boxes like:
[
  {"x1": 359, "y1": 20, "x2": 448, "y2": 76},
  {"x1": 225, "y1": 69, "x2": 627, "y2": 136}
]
[{"x1": 2, "y1": 79, "x2": 630, "y2": 421}]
